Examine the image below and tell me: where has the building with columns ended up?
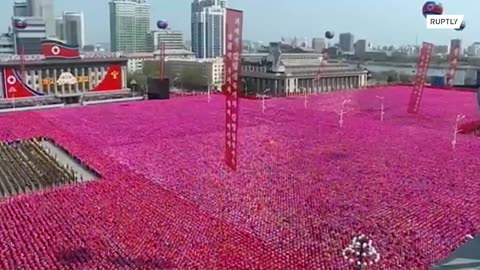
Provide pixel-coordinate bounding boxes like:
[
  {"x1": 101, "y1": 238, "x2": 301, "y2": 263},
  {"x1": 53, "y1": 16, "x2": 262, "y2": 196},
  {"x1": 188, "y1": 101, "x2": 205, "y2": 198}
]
[{"x1": 242, "y1": 43, "x2": 368, "y2": 96}]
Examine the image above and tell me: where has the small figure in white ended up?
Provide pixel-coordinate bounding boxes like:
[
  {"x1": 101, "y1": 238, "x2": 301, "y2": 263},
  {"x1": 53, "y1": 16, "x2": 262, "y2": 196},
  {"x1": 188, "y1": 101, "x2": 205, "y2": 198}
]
[
  {"x1": 452, "y1": 114, "x2": 466, "y2": 150},
  {"x1": 376, "y1": 96, "x2": 385, "y2": 122},
  {"x1": 338, "y1": 99, "x2": 351, "y2": 128}
]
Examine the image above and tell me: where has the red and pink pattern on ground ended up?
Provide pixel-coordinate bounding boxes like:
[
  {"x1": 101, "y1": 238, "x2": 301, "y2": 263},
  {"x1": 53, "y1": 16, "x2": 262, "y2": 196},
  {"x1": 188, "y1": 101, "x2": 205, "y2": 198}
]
[{"x1": 0, "y1": 86, "x2": 479, "y2": 269}]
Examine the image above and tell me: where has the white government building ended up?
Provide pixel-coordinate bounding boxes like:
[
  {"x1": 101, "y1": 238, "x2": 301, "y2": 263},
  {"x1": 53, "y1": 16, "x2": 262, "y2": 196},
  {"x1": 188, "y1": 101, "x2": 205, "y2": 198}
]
[{"x1": 242, "y1": 43, "x2": 368, "y2": 96}]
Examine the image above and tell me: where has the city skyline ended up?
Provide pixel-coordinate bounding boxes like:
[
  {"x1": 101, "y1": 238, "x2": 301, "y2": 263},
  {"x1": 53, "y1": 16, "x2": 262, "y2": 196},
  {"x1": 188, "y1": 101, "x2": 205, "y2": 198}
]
[{"x1": 0, "y1": 0, "x2": 478, "y2": 47}]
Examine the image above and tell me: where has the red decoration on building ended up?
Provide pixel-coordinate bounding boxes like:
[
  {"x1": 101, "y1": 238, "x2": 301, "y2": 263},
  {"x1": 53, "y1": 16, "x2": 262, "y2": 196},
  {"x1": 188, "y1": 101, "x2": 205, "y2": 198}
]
[
  {"x1": 446, "y1": 46, "x2": 460, "y2": 88},
  {"x1": 408, "y1": 42, "x2": 433, "y2": 114},
  {"x1": 3, "y1": 68, "x2": 43, "y2": 99},
  {"x1": 223, "y1": 8, "x2": 243, "y2": 171},
  {"x1": 91, "y1": 65, "x2": 123, "y2": 92},
  {"x1": 41, "y1": 39, "x2": 80, "y2": 59}
]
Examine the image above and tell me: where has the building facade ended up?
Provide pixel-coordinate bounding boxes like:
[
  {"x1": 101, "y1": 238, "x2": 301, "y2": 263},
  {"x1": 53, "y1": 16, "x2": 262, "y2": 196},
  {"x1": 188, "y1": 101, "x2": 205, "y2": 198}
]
[
  {"x1": 241, "y1": 43, "x2": 368, "y2": 96},
  {"x1": 13, "y1": 1, "x2": 29, "y2": 17},
  {"x1": 12, "y1": 17, "x2": 47, "y2": 55},
  {"x1": 0, "y1": 34, "x2": 15, "y2": 55},
  {"x1": 124, "y1": 50, "x2": 195, "y2": 73},
  {"x1": 110, "y1": 0, "x2": 150, "y2": 53},
  {"x1": 62, "y1": 12, "x2": 85, "y2": 48},
  {"x1": 312, "y1": 38, "x2": 326, "y2": 52},
  {"x1": 0, "y1": 39, "x2": 128, "y2": 100},
  {"x1": 339, "y1": 33, "x2": 354, "y2": 53},
  {"x1": 55, "y1": 17, "x2": 65, "y2": 40},
  {"x1": 467, "y1": 43, "x2": 480, "y2": 57},
  {"x1": 147, "y1": 30, "x2": 185, "y2": 52},
  {"x1": 191, "y1": 0, "x2": 226, "y2": 59},
  {"x1": 451, "y1": 39, "x2": 462, "y2": 55},
  {"x1": 26, "y1": 0, "x2": 55, "y2": 37},
  {"x1": 354, "y1": 39, "x2": 367, "y2": 57}
]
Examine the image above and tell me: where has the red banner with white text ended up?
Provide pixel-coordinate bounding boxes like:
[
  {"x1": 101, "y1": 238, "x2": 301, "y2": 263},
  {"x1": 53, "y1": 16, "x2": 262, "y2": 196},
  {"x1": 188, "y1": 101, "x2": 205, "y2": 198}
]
[
  {"x1": 446, "y1": 46, "x2": 460, "y2": 88},
  {"x1": 224, "y1": 9, "x2": 243, "y2": 171},
  {"x1": 408, "y1": 42, "x2": 433, "y2": 114}
]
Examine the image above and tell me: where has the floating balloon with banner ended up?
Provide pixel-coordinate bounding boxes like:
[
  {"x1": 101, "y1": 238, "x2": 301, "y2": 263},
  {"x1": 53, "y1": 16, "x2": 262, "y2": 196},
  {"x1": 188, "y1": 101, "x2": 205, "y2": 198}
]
[
  {"x1": 422, "y1": 1, "x2": 443, "y2": 17},
  {"x1": 157, "y1": 20, "x2": 168, "y2": 30},
  {"x1": 455, "y1": 21, "x2": 466, "y2": 31},
  {"x1": 13, "y1": 19, "x2": 27, "y2": 29},
  {"x1": 325, "y1": 31, "x2": 334, "y2": 40}
]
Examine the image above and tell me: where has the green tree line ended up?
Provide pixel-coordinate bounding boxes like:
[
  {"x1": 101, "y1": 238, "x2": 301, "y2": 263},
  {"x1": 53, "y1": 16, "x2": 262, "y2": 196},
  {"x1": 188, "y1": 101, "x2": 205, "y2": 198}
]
[{"x1": 127, "y1": 61, "x2": 210, "y2": 93}]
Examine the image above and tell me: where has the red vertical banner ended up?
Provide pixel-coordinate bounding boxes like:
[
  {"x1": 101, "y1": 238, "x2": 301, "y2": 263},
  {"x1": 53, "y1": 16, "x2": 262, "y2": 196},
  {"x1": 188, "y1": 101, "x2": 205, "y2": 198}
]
[
  {"x1": 224, "y1": 9, "x2": 243, "y2": 171},
  {"x1": 446, "y1": 46, "x2": 460, "y2": 88},
  {"x1": 407, "y1": 42, "x2": 433, "y2": 114}
]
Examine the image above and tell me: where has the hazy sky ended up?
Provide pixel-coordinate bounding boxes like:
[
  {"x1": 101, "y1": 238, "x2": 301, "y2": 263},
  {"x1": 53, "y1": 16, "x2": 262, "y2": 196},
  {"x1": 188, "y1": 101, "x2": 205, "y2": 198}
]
[{"x1": 1, "y1": 0, "x2": 477, "y2": 47}]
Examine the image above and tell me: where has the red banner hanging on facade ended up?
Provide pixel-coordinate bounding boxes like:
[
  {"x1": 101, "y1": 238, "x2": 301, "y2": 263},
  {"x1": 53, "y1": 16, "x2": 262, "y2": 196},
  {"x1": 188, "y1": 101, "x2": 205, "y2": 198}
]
[
  {"x1": 407, "y1": 42, "x2": 433, "y2": 114},
  {"x1": 446, "y1": 46, "x2": 460, "y2": 88},
  {"x1": 224, "y1": 9, "x2": 243, "y2": 171}
]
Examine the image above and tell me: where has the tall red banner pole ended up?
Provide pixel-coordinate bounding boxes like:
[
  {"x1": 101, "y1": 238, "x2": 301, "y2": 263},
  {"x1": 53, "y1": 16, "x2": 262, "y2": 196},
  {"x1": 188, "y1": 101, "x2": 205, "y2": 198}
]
[
  {"x1": 446, "y1": 46, "x2": 460, "y2": 89},
  {"x1": 224, "y1": 9, "x2": 243, "y2": 171},
  {"x1": 407, "y1": 42, "x2": 433, "y2": 114}
]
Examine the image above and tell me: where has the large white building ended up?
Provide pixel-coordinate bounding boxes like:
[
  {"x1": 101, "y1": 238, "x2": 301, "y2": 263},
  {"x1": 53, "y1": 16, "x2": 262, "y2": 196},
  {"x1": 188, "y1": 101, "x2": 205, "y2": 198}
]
[
  {"x1": 191, "y1": 0, "x2": 226, "y2": 59},
  {"x1": 55, "y1": 12, "x2": 85, "y2": 48},
  {"x1": 0, "y1": 34, "x2": 15, "y2": 55},
  {"x1": 147, "y1": 30, "x2": 185, "y2": 52},
  {"x1": 339, "y1": 33, "x2": 354, "y2": 53},
  {"x1": 61, "y1": 12, "x2": 85, "y2": 48},
  {"x1": 467, "y1": 42, "x2": 480, "y2": 57},
  {"x1": 13, "y1": 1, "x2": 29, "y2": 17},
  {"x1": 109, "y1": 0, "x2": 150, "y2": 53},
  {"x1": 12, "y1": 17, "x2": 47, "y2": 55},
  {"x1": 124, "y1": 50, "x2": 195, "y2": 73},
  {"x1": 55, "y1": 17, "x2": 64, "y2": 40},
  {"x1": 311, "y1": 38, "x2": 326, "y2": 52},
  {"x1": 242, "y1": 43, "x2": 368, "y2": 96},
  {"x1": 27, "y1": 0, "x2": 55, "y2": 37}
]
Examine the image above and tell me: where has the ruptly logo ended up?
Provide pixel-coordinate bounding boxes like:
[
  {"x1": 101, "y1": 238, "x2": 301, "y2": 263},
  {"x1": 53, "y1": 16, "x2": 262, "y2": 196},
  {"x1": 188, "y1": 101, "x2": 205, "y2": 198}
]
[{"x1": 426, "y1": 15, "x2": 464, "y2": 29}]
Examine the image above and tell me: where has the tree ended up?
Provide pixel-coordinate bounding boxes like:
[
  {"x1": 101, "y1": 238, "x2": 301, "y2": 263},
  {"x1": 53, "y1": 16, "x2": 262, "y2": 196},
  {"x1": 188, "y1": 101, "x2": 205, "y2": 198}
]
[
  {"x1": 142, "y1": 61, "x2": 159, "y2": 78},
  {"x1": 398, "y1": 72, "x2": 413, "y2": 83},
  {"x1": 127, "y1": 71, "x2": 147, "y2": 95},
  {"x1": 180, "y1": 67, "x2": 207, "y2": 91}
]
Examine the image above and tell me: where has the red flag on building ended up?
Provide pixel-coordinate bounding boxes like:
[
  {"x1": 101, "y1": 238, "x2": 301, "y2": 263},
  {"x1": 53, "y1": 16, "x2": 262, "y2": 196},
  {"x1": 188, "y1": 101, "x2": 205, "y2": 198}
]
[
  {"x1": 224, "y1": 9, "x2": 243, "y2": 171},
  {"x1": 446, "y1": 46, "x2": 460, "y2": 88},
  {"x1": 407, "y1": 42, "x2": 433, "y2": 114}
]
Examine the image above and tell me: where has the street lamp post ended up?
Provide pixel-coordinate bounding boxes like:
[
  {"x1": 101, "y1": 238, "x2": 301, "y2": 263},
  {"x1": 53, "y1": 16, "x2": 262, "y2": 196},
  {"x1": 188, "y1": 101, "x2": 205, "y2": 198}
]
[
  {"x1": 8, "y1": 87, "x2": 16, "y2": 110},
  {"x1": 172, "y1": 77, "x2": 179, "y2": 89},
  {"x1": 303, "y1": 87, "x2": 308, "y2": 108},
  {"x1": 203, "y1": 75, "x2": 213, "y2": 102},
  {"x1": 262, "y1": 88, "x2": 270, "y2": 114},
  {"x1": 130, "y1": 79, "x2": 137, "y2": 97},
  {"x1": 376, "y1": 96, "x2": 385, "y2": 121},
  {"x1": 175, "y1": 73, "x2": 182, "y2": 90},
  {"x1": 207, "y1": 83, "x2": 215, "y2": 103}
]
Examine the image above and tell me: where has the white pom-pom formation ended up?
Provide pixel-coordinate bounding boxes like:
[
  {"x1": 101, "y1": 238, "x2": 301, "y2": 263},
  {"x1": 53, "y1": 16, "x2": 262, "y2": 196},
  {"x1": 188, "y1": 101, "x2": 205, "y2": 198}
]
[{"x1": 342, "y1": 234, "x2": 380, "y2": 268}]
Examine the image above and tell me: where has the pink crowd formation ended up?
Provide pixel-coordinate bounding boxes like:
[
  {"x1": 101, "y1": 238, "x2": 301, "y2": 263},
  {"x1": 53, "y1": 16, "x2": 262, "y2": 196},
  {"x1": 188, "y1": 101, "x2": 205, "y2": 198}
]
[{"x1": 0, "y1": 85, "x2": 479, "y2": 269}]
